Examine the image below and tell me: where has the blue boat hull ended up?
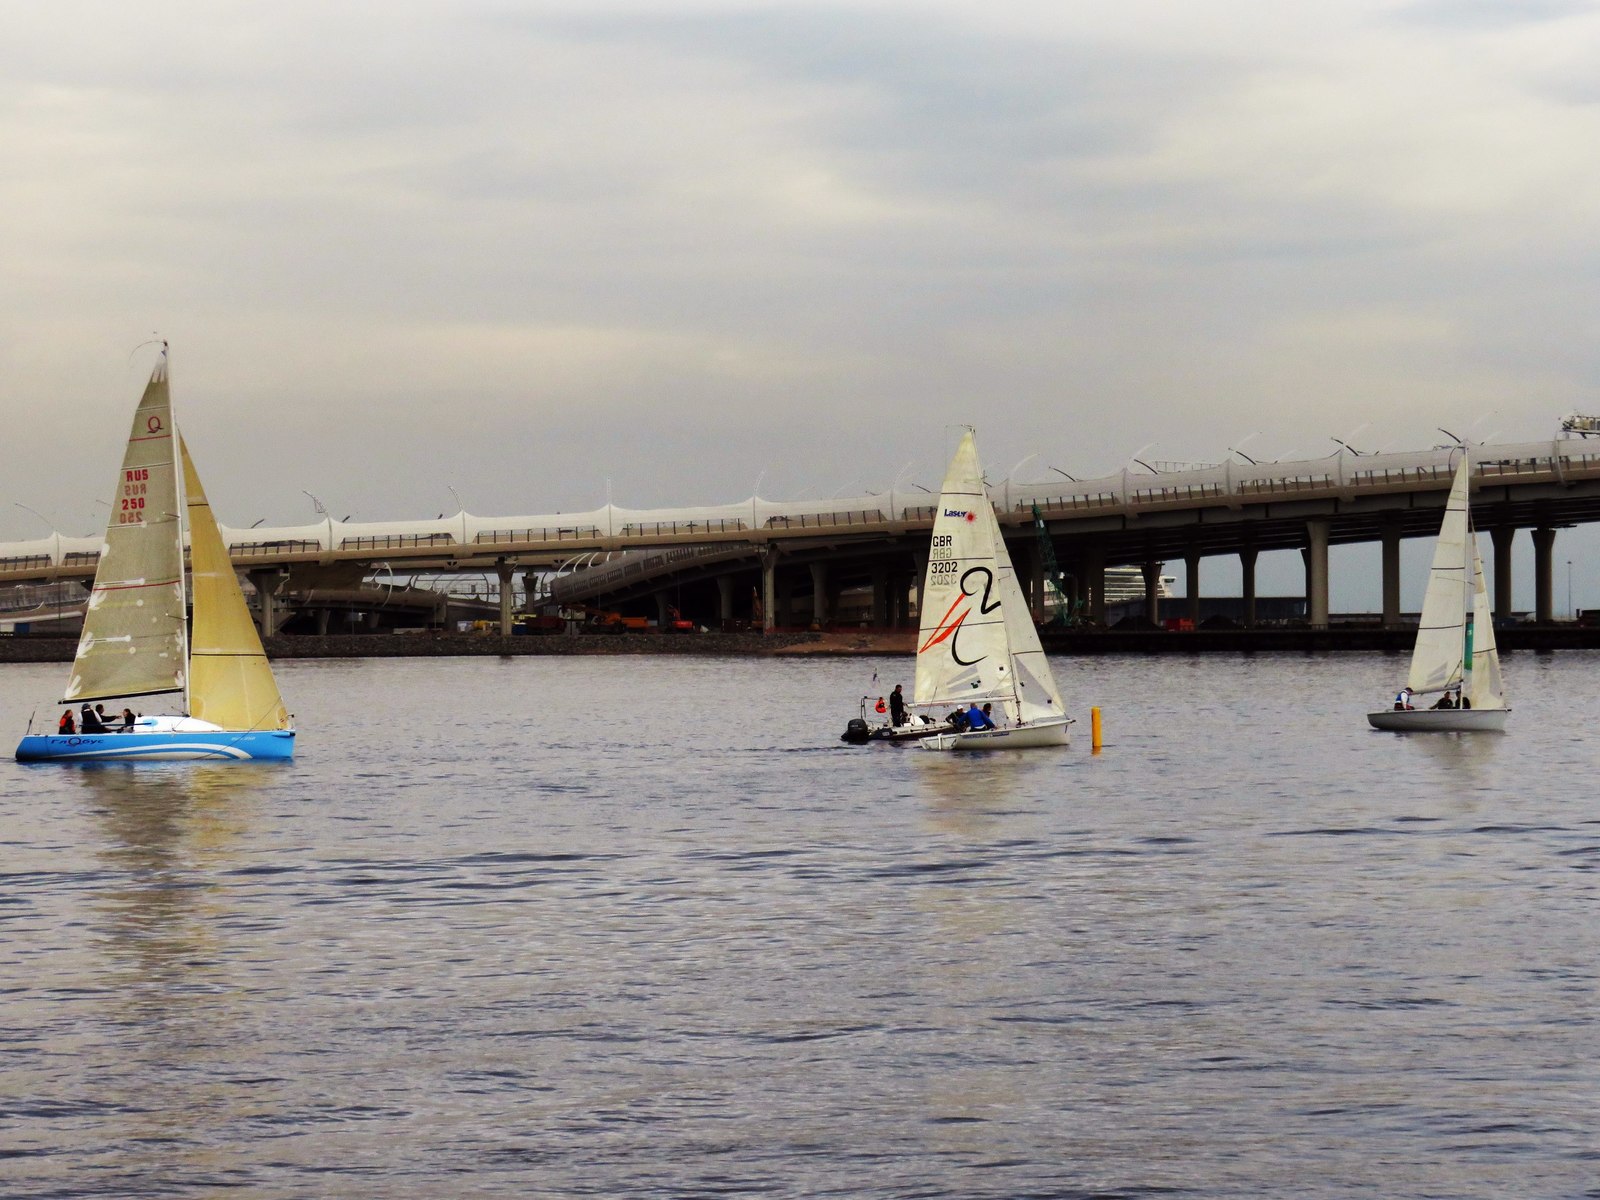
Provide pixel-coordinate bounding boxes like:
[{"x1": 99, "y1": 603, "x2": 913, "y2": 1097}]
[{"x1": 15, "y1": 730, "x2": 295, "y2": 762}]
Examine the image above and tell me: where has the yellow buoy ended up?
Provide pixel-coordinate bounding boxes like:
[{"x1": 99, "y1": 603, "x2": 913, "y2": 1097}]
[{"x1": 1091, "y1": 706, "x2": 1103, "y2": 753}]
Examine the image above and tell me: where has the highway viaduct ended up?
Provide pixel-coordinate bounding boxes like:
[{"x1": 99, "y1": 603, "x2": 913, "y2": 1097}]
[{"x1": 4, "y1": 437, "x2": 1600, "y2": 635}]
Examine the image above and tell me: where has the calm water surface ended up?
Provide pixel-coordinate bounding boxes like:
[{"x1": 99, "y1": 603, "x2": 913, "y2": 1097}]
[{"x1": 2, "y1": 650, "x2": 1598, "y2": 1198}]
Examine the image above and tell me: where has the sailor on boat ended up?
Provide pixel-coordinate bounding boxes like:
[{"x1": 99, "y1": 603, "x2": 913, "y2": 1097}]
[{"x1": 889, "y1": 685, "x2": 907, "y2": 727}]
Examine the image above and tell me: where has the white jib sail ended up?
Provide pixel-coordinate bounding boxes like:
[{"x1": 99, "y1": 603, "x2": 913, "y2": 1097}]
[
  {"x1": 64, "y1": 358, "x2": 188, "y2": 704},
  {"x1": 1407, "y1": 456, "x2": 1471, "y2": 695},
  {"x1": 1469, "y1": 538, "x2": 1507, "y2": 710},
  {"x1": 997, "y1": 552, "x2": 1066, "y2": 724}
]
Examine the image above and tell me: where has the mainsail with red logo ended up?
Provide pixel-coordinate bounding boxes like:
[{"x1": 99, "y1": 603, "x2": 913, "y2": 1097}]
[
  {"x1": 64, "y1": 361, "x2": 188, "y2": 703},
  {"x1": 913, "y1": 429, "x2": 1065, "y2": 728}
]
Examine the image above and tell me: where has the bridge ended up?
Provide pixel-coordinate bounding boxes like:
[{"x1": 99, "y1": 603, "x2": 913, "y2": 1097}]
[{"x1": 4, "y1": 436, "x2": 1599, "y2": 634}]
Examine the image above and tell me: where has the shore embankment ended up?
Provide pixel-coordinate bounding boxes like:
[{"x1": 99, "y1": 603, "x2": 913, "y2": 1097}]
[{"x1": 2, "y1": 626, "x2": 1597, "y2": 664}]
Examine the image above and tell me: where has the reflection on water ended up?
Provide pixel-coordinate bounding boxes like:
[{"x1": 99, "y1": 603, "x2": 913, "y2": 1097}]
[
  {"x1": 1, "y1": 651, "x2": 1598, "y2": 1198},
  {"x1": 61, "y1": 765, "x2": 275, "y2": 1189},
  {"x1": 76, "y1": 763, "x2": 267, "y2": 984}
]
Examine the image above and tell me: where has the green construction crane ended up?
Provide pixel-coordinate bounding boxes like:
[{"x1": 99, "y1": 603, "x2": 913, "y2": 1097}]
[{"x1": 1032, "y1": 504, "x2": 1082, "y2": 626}]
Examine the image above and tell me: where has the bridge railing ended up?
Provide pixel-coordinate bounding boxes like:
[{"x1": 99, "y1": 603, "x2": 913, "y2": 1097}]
[
  {"x1": 340, "y1": 532, "x2": 458, "y2": 551},
  {"x1": 0, "y1": 554, "x2": 51, "y2": 573},
  {"x1": 473, "y1": 526, "x2": 602, "y2": 544},
  {"x1": 1343, "y1": 464, "x2": 1453, "y2": 489},
  {"x1": 764, "y1": 508, "x2": 886, "y2": 530},
  {"x1": 229, "y1": 539, "x2": 323, "y2": 557},
  {"x1": 1020, "y1": 492, "x2": 1120, "y2": 515},
  {"x1": 1126, "y1": 481, "x2": 1229, "y2": 508},
  {"x1": 63, "y1": 551, "x2": 101, "y2": 568},
  {"x1": 1236, "y1": 471, "x2": 1336, "y2": 496},
  {"x1": 619, "y1": 518, "x2": 748, "y2": 536}
]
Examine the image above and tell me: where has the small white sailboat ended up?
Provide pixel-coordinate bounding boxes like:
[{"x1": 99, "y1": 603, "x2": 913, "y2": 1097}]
[
  {"x1": 16, "y1": 350, "x2": 296, "y2": 762},
  {"x1": 1367, "y1": 454, "x2": 1508, "y2": 733},
  {"x1": 914, "y1": 429, "x2": 1071, "y2": 751}
]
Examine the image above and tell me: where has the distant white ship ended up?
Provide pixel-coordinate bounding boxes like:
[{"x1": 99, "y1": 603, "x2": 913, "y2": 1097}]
[{"x1": 1102, "y1": 566, "x2": 1175, "y2": 603}]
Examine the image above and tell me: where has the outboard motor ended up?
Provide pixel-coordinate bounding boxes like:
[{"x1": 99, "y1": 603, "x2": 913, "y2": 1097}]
[{"x1": 840, "y1": 718, "x2": 871, "y2": 745}]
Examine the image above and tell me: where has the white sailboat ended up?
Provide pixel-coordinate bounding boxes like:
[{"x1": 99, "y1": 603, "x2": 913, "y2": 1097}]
[
  {"x1": 16, "y1": 350, "x2": 296, "y2": 761},
  {"x1": 1367, "y1": 454, "x2": 1508, "y2": 732},
  {"x1": 914, "y1": 429, "x2": 1071, "y2": 751}
]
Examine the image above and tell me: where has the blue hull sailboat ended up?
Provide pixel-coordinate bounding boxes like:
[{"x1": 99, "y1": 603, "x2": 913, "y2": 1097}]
[{"x1": 15, "y1": 351, "x2": 296, "y2": 763}]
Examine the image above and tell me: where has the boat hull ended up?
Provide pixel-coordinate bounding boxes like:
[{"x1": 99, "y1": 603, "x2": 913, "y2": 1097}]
[
  {"x1": 1366, "y1": 708, "x2": 1508, "y2": 733},
  {"x1": 16, "y1": 729, "x2": 296, "y2": 762},
  {"x1": 919, "y1": 718, "x2": 1072, "y2": 752},
  {"x1": 869, "y1": 721, "x2": 947, "y2": 744}
]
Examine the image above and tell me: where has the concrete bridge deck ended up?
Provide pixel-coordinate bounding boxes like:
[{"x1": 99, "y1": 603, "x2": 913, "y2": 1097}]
[{"x1": 4, "y1": 436, "x2": 1600, "y2": 633}]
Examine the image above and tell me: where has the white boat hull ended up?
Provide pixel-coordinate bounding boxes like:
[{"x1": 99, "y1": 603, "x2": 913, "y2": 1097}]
[
  {"x1": 1366, "y1": 708, "x2": 1508, "y2": 733},
  {"x1": 919, "y1": 718, "x2": 1072, "y2": 752}
]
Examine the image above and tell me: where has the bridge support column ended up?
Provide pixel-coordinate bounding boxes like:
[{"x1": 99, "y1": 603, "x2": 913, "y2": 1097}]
[
  {"x1": 871, "y1": 565, "x2": 889, "y2": 628},
  {"x1": 1184, "y1": 545, "x2": 1201, "y2": 626},
  {"x1": 808, "y1": 563, "x2": 829, "y2": 627},
  {"x1": 1533, "y1": 526, "x2": 1557, "y2": 624},
  {"x1": 909, "y1": 554, "x2": 926, "y2": 626},
  {"x1": 717, "y1": 575, "x2": 735, "y2": 625},
  {"x1": 248, "y1": 569, "x2": 289, "y2": 638},
  {"x1": 1491, "y1": 526, "x2": 1515, "y2": 619},
  {"x1": 655, "y1": 591, "x2": 672, "y2": 627},
  {"x1": 761, "y1": 551, "x2": 777, "y2": 633},
  {"x1": 1381, "y1": 522, "x2": 1402, "y2": 628},
  {"x1": 1141, "y1": 561, "x2": 1162, "y2": 628},
  {"x1": 316, "y1": 607, "x2": 330, "y2": 635},
  {"x1": 496, "y1": 559, "x2": 515, "y2": 636},
  {"x1": 778, "y1": 572, "x2": 797, "y2": 629},
  {"x1": 1084, "y1": 546, "x2": 1106, "y2": 624},
  {"x1": 1239, "y1": 545, "x2": 1258, "y2": 628},
  {"x1": 891, "y1": 569, "x2": 911, "y2": 628},
  {"x1": 1303, "y1": 520, "x2": 1329, "y2": 629}
]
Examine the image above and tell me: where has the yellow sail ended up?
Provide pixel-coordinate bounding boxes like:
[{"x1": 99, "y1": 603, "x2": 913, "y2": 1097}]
[
  {"x1": 65, "y1": 361, "x2": 187, "y2": 703},
  {"x1": 181, "y1": 436, "x2": 291, "y2": 731}
]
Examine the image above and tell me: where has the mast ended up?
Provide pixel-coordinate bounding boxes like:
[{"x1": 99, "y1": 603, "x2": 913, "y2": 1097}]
[
  {"x1": 1462, "y1": 466, "x2": 1475, "y2": 696},
  {"x1": 166, "y1": 345, "x2": 192, "y2": 716}
]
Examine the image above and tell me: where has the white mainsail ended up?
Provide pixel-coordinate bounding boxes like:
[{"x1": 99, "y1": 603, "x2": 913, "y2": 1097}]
[
  {"x1": 914, "y1": 430, "x2": 1065, "y2": 724},
  {"x1": 1406, "y1": 456, "x2": 1472, "y2": 695},
  {"x1": 64, "y1": 360, "x2": 188, "y2": 704},
  {"x1": 1468, "y1": 539, "x2": 1506, "y2": 710}
]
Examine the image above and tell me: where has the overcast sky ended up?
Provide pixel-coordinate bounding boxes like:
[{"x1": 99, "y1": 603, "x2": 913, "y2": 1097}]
[{"x1": 5, "y1": 1, "x2": 1600, "y2": 606}]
